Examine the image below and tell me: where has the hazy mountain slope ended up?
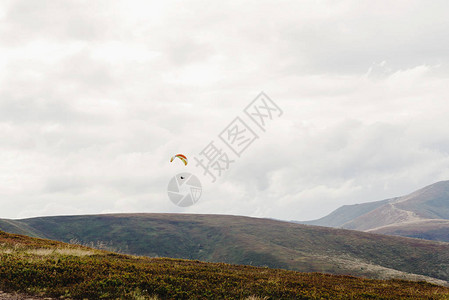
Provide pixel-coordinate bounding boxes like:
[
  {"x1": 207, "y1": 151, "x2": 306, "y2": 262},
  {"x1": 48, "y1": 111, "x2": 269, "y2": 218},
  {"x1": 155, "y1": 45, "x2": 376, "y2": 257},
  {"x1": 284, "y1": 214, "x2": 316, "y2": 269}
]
[
  {"x1": 2, "y1": 230, "x2": 449, "y2": 299},
  {"x1": 341, "y1": 181, "x2": 449, "y2": 230},
  {"x1": 300, "y1": 199, "x2": 391, "y2": 227},
  {"x1": 393, "y1": 181, "x2": 449, "y2": 219},
  {"x1": 1, "y1": 213, "x2": 449, "y2": 284},
  {"x1": 300, "y1": 181, "x2": 449, "y2": 242},
  {"x1": 340, "y1": 202, "x2": 421, "y2": 231}
]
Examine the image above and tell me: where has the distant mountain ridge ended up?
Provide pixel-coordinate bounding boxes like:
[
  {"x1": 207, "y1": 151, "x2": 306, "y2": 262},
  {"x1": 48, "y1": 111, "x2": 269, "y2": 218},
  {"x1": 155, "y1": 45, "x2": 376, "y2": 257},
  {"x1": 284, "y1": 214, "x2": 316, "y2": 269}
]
[
  {"x1": 301, "y1": 198, "x2": 392, "y2": 228},
  {"x1": 300, "y1": 181, "x2": 449, "y2": 242},
  {"x1": 1, "y1": 213, "x2": 449, "y2": 285}
]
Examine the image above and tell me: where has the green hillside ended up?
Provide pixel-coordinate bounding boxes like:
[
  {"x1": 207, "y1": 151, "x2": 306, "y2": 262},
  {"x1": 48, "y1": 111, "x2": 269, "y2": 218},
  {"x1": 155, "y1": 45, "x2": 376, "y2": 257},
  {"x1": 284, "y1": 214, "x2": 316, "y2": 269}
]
[
  {"x1": 1, "y1": 213, "x2": 449, "y2": 286},
  {"x1": 1, "y1": 230, "x2": 449, "y2": 299},
  {"x1": 0, "y1": 219, "x2": 45, "y2": 238}
]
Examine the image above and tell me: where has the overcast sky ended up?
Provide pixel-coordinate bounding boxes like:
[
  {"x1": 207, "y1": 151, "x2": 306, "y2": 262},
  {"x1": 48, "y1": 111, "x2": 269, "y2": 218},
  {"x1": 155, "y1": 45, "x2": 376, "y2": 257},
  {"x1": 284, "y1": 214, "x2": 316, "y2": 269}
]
[{"x1": 1, "y1": 0, "x2": 449, "y2": 221}]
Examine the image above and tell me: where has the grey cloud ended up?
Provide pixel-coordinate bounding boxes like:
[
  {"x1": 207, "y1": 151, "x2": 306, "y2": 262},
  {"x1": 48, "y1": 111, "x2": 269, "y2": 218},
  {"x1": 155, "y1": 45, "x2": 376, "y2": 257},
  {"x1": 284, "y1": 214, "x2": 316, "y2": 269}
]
[
  {"x1": 276, "y1": 1, "x2": 449, "y2": 75},
  {"x1": 219, "y1": 113, "x2": 449, "y2": 220},
  {"x1": 0, "y1": 0, "x2": 118, "y2": 44},
  {"x1": 43, "y1": 176, "x2": 90, "y2": 194},
  {"x1": 51, "y1": 51, "x2": 116, "y2": 91},
  {"x1": 0, "y1": 96, "x2": 82, "y2": 123},
  {"x1": 164, "y1": 39, "x2": 215, "y2": 66},
  {"x1": 1, "y1": 1, "x2": 449, "y2": 220}
]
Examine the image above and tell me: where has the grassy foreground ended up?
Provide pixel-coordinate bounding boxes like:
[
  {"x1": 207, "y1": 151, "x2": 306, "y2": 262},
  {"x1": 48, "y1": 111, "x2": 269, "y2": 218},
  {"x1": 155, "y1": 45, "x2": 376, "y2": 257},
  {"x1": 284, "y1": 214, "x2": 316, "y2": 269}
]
[
  {"x1": 3, "y1": 213, "x2": 449, "y2": 284},
  {"x1": 1, "y1": 231, "x2": 449, "y2": 299}
]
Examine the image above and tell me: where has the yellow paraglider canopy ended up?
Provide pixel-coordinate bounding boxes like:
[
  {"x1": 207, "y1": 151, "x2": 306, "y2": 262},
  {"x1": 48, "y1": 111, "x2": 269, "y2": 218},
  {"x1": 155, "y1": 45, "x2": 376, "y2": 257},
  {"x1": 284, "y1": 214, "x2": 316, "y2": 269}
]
[{"x1": 170, "y1": 154, "x2": 188, "y2": 166}]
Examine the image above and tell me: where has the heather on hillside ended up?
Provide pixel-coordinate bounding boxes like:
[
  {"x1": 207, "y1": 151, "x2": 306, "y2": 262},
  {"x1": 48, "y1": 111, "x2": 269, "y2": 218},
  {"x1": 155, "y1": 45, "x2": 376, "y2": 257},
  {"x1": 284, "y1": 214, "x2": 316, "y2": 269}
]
[
  {"x1": 1, "y1": 231, "x2": 449, "y2": 299},
  {"x1": 2, "y1": 213, "x2": 449, "y2": 284}
]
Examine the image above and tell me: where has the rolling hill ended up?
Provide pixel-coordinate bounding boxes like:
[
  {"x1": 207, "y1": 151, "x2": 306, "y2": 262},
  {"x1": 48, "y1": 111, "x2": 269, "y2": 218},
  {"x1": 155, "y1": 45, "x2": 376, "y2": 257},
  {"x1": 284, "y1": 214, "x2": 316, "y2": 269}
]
[
  {"x1": 1, "y1": 213, "x2": 449, "y2": 286},
  {"x1": 2, "y1": 230, "x2": 449, "y2": 299},
  {"x1": 301, "y1": 181, "x2": 449, "y2": 242}
]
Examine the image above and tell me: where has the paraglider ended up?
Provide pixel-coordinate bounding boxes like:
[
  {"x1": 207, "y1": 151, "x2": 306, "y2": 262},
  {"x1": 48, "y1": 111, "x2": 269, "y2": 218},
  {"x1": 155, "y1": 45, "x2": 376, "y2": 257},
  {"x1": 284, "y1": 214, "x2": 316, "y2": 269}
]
[{"x1": 170, "y1": 154, "x2": 188, "y2": 166}]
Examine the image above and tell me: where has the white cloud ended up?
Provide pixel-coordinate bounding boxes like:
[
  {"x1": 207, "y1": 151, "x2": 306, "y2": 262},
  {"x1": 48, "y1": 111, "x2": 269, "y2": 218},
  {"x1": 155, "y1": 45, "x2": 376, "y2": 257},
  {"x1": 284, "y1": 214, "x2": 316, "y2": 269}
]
[{"x1": 1, "y1": 1, "x2": 449, "y2": 221}]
